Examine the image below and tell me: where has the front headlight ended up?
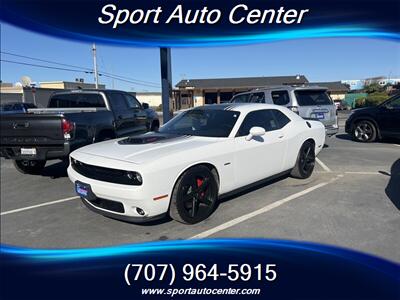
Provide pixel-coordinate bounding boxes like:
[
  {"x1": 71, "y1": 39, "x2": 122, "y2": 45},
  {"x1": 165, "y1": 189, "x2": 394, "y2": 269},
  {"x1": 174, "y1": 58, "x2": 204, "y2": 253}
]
[{"x1": 126, "y1": 171, "x2": 143, "y2": 185}]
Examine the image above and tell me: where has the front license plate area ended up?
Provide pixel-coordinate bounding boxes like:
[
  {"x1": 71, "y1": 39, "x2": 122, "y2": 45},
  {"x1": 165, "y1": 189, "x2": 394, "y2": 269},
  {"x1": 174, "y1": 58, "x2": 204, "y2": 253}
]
[
  {"x1": 75, "y1": 181, "x2": 96, "y2": 201},
  {"x1": 21, "y1": 148, "x2": 36, "y2": 155}
]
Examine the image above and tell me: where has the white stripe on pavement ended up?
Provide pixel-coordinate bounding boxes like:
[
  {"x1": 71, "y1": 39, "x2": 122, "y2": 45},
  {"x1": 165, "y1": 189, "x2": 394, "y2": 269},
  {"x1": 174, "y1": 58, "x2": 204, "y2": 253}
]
[
  {"x1": 189, "y1": 176, "x2": 340, "y2": 240},
  {"x1": 316, "y1": 157, "x2": 332, "y2": 172},
  {"x1": 1, "y1": 196, "x2": 79, "y2": 216},
  {"x1": 344, "y1": 171, "x2": 384, "y2": 175}
]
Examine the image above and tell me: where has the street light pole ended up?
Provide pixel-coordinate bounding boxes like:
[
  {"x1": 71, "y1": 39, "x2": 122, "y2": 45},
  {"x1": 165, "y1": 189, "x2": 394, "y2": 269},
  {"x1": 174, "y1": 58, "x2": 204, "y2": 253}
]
[{"x1": 92, "y1": 43, "x2": 99, "y2": 89}]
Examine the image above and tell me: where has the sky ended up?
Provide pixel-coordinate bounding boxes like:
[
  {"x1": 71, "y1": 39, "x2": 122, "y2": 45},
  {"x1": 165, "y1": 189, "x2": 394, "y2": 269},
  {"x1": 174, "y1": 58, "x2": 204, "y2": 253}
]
[{"x1": 1, "y1": 22, "x2": 400, "y2": 92}]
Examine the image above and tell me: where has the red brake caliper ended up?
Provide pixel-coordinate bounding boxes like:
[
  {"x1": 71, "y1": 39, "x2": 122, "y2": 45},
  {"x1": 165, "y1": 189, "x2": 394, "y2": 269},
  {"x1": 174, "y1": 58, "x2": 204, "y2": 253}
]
[{"x1": 196, "y1": 178, "x2": 205, "y2": 198}]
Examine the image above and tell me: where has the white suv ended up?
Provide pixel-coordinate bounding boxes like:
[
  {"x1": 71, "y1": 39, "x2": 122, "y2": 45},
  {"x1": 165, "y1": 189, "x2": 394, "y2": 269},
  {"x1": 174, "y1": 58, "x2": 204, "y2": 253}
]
[{"x1": 231, "y1": 85, "x2": 338, "y2": 136}]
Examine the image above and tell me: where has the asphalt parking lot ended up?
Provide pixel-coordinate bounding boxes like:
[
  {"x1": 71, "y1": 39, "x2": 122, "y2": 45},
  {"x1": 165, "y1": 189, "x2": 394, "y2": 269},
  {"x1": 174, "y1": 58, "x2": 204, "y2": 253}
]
[{"x1": 1, "y1": 113, "x2": 399, "y2": 262}]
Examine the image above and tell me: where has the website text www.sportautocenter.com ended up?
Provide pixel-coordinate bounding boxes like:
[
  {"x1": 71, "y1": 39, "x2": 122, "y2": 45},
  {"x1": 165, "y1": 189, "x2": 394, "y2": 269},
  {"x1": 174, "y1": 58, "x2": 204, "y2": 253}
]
[{"x1": 142, "y1": 287, "x2": 261, "y2": 297}]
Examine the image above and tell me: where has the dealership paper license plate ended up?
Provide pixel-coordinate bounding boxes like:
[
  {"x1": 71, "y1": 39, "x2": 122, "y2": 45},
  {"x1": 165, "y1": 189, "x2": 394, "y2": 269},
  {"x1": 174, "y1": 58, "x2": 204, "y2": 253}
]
[
  {"x1": 21, "y1": 148, "x2": 36, "y2": 155},
  {"x1": 75, "y1": 182, "x2": 89, "y2": 197}
]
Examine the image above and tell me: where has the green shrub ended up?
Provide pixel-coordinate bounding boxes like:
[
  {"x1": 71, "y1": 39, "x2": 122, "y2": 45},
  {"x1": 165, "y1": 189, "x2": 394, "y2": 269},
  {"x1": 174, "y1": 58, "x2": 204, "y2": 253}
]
[
  {"x1": 355, "y1": 97, "x2": 366, "y2": 108},
  {"x1": 365, "y1": 92, "x2": 389, "y2": 106}
]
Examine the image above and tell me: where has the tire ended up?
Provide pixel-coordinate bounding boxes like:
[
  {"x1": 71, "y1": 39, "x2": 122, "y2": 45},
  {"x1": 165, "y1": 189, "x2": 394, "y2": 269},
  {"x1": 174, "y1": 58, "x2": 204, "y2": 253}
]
[
  {"x1": 13, "y1": 159, "x2": 46, "y2": 174},
  {"x1": 290, "y1": 141, "x2": 316, "y2": 179},
  {"x1": 169, "y1": 165, "x2": 218, "y2": 224},
  {"x1": 352, "y1": 120, "x2": 377, "y2": 143},
  {"x1": 151, "y1": 121, "x2": 160, "y2": 132}
]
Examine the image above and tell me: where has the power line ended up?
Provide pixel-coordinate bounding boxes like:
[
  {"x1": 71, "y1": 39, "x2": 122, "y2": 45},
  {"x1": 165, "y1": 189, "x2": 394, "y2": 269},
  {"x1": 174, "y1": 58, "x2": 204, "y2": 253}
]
[
  {"x1": 1, "y1": 51, "x2": 93, "y2": 72},
  {"x1": 0, "y1": 59, "x2": 93, "y2": 73},
  {"x1": 100, "y1": 74, "x2": 161, "y2": 88},
  {"x1": 1, "y1": 50, "x2": 161, "y2": 87},
  {"x1": 1, "y1": 59, "x2": 161, "y2": 88}
]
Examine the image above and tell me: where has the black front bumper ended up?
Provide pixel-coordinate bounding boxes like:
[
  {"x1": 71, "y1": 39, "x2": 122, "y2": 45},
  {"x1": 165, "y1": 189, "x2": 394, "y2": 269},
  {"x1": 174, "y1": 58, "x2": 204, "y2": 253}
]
[
  {"x1": 0, "y1": 143, "x2": 71, "y2": 160},
  {"x1": 80, "y1": 197, "x2": 166, "y2": 224}
]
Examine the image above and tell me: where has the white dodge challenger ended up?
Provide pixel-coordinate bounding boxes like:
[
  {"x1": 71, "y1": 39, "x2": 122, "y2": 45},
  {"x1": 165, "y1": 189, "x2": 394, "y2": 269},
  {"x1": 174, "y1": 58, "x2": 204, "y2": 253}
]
[{"x1": 68, "y1": 103, "x2": 325, "y2": 224}]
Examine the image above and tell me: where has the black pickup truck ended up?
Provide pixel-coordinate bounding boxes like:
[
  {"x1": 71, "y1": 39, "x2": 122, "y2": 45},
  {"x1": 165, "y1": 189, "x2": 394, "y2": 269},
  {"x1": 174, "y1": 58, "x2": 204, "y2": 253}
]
[{"x1": 0, "y1": 89, "x2": 149, "y2": 174}]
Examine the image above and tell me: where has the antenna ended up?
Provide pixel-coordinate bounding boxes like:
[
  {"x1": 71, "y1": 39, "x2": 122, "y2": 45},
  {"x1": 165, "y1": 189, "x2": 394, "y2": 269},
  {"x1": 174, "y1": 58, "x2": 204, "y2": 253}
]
[{"x1": 20, "y1": 76, "x2": 32, "y2": 87}]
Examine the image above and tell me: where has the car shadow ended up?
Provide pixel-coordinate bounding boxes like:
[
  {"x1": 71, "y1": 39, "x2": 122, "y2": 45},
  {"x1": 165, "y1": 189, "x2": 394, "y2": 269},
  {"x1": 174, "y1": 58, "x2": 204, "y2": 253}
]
[
  {"x1": 40, "y1": 160, "x2": 69, "y2": 178},
  {"x1": 385, "y1": 159, "x2": 400, "y2": 210},
  {"x1": 335, "y1": 133, "x2": 353, "y2": 141}
]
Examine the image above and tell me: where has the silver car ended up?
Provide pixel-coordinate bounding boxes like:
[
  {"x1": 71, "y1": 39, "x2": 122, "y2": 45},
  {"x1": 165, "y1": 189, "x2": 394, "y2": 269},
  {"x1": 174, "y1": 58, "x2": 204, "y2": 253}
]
[{"x1": 231, "y1": 85, "x2": 338, "y2": 136}]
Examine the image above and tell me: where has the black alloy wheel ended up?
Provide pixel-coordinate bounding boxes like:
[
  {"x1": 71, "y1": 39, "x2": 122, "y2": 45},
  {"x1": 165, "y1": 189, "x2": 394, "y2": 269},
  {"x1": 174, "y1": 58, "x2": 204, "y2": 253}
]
[
  {"x1": 352, "y1": 120, "x2": 377, "y2": 142},
  {"x1": 170, "y1": 166, "x2": 218, "y2": 224},
  {"x1": 290, "y1": 141, "x2": 316, "y2": 179}
]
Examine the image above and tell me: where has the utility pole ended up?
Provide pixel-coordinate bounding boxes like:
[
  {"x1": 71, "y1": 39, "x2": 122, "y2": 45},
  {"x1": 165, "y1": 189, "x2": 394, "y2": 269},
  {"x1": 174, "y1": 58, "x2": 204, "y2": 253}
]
[
  {"x1": 92, "y1": 43, "x2": 99, "y2": 89},
  {"x1": 160, "y1": 48, "x2": 173, "y2": 123}
]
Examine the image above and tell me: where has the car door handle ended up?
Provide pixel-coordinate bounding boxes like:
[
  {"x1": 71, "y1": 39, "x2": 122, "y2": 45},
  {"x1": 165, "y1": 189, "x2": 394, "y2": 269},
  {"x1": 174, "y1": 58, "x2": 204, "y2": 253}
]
[{"x1": 278, "y1": 135, "x2": 285, "y2": 139}]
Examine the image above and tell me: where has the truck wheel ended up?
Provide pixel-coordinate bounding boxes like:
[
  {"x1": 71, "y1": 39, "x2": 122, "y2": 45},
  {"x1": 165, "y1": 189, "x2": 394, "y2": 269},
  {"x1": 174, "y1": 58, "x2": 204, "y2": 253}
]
[
  {"x1": 13, "y1": 160, "x2": 46, "y2": 174},
  {"x1": 151, "y1": 120, "x2": 160, "y2": 132},
  {"x1": 169, "y1": 166, "x2": 218, "y2": 224},
  {"x1": 290, "y1": 141, "x2": 315, "y2": 179}
]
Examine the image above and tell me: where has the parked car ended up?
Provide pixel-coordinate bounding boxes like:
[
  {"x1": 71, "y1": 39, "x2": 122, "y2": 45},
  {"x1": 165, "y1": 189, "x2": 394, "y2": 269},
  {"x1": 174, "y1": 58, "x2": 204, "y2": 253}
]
[
  {"x1": 68, "y1": 103, "x2": 325, "y2": 224},
  {"x1": 0, "y1": 89, "x2": 148, "y2": 174},
  {"x1": 0, "y1": 102, "x2": 37, "y2": 115},
  {"x1": 231, "y1": 85, "x2": 338, "y2": 136},
  {"x1": 142, "y1": 103, "x2": 160, "y2": 131},
  {"x1": 345, "y1": 93, "x2": 400, "y2": 142}
]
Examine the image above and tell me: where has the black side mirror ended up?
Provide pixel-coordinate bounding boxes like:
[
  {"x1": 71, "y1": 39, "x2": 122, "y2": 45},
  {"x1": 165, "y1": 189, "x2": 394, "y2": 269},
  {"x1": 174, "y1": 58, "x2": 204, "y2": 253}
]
[{"x1": 142, "y1": 103, "x2": 149, "y2": 109}]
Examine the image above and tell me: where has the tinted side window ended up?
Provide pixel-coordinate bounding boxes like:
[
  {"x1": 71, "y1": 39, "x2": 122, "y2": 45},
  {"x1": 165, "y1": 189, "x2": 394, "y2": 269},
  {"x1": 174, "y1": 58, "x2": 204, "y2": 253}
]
[
  {"x1": 271, "y1": 91, "x2": 290, "y2": 105},
  {"x1": 109, "y1": 93, "x2": 129, "y2": 111},
  {"x1": 78, "y1": 94, "x2": 105, "y2": 108},
  {"x1": 231, "y1": 94, "x2": 250, "y2": 103},
  {"x1": 271, "y1": 110, "x2": 291, "y2": 128},
  {"x1": 49, "y1": 94, "x2": 105, "y2": 108},
  {"x1": 237, "y1": 110, "x2": 280, "y2": 137},
  {"x1": 48, "y1": 94, "x2": 77, "y2": 108},
  {"x1": 124, "y1": 94, "x2": 141, "y2": 109},
  {"x1": 388, "y1": 96, "x2": 400, "y2": 108},
  {"x1": 249, "y1": 92, "x2": 265, "y2": 103}
]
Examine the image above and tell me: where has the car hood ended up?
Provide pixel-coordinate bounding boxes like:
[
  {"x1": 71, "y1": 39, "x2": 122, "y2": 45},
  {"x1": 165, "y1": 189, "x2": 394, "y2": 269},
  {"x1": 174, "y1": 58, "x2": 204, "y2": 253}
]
[
  {"x1": 351, "y1": 106, "x2": 377, "y2": 114},
  {"x1": 74, "y1": 132, "x2": 221, "y2": 164}
]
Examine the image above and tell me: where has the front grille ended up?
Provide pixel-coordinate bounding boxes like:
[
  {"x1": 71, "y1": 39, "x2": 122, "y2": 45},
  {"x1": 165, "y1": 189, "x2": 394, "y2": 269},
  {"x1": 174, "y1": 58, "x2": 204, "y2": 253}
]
[
  {"x1": 71, "y1": 159, "x2": 141, "y2": 185},
  {"x1": 87, "y1": 198, "x2": 125, "y2": 213}
]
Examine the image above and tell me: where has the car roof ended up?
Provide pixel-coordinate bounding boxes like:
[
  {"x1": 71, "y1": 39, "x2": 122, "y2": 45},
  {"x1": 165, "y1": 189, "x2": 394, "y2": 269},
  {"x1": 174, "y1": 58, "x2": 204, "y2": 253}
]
[
  {"x1": 234, "y1": 85, "x2": 328, "y2": 95},
  {"x1": 192, "y1": 103, "x2": 284, "y2": 113}
]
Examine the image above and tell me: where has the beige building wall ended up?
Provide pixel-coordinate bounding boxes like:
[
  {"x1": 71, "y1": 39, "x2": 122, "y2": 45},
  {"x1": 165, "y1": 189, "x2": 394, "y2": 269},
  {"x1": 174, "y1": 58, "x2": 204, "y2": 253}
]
[
  {"x1": 330, "y1": 93, "x2": 346, "y2": 101},
  {"x1": 193, "y1": 90, "x2": 204, "y2": 107},
  {"x1": 40, "y1": 81, "x2": 106, "y2": 89}
]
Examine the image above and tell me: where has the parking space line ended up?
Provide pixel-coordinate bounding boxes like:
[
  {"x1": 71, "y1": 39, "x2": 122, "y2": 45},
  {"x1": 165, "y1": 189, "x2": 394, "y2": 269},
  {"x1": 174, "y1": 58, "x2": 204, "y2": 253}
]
[
  {"x1": 316, "y1": 157, "x2": 332, "y2": 172},
  {"x1": 0, "y1": 196, "x2": 79, "y2": 216},
  {"x1": 344, "y1": 171, "x2": 384, "y2": 175},
  {"x1": 189, "y1": 176, "x2": 340, "y2": 240}
]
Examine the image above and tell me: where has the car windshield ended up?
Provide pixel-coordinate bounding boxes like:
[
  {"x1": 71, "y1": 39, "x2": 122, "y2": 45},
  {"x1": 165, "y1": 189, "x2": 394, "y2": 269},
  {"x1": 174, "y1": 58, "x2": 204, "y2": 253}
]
[
  {"x1": 159, "y1": 109, "x2": 240, "y2": 138},
  {"x1": 295, "y1": 90, "x2": 333, "y2": 106}
]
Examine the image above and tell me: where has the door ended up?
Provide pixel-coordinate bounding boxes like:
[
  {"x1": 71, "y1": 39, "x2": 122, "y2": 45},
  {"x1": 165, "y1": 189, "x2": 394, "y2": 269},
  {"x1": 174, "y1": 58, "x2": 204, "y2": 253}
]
[
  {"x1": 377, "y1": 95, "x2": 400, "y2": 138},
  {"x1": 233, "y1": 109, "x2": 288, "y2": 187},
  {"x1": 123, "y1": 93, "x2": 148, "y2": 134},
  {"x1": 108, "y1": 92, "x2": 136, "y2": 137}
]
